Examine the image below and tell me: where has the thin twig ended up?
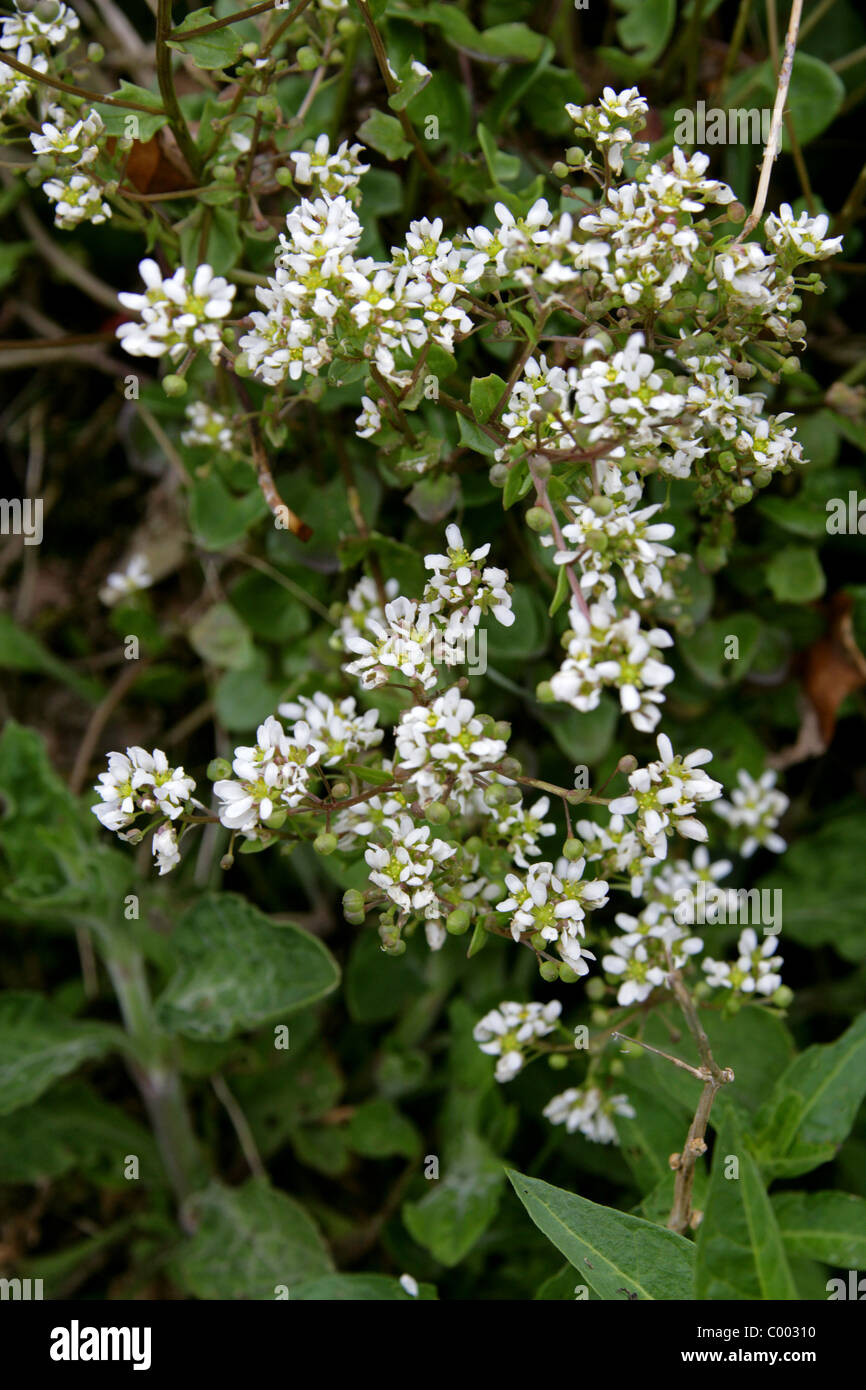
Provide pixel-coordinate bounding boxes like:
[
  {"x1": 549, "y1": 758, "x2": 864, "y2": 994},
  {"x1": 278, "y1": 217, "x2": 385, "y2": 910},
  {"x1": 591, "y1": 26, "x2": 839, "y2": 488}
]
[{"x1": 735, "y1": 0, "x2": 804, "y2": 241}]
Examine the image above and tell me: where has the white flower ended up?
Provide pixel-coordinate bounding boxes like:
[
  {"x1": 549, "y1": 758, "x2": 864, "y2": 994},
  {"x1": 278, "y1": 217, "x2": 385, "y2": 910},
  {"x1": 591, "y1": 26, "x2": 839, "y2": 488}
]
[
  {"x1": 764, "y1": 203, "x2": 843, "y2": 268},
  {"x1": 608, "y1": 733, "x2": 723, "y2": 859},
  {"x1": 474, "y1": 1000, "x2": 562, "y2": 1082},
  {"x1": 497, "y1": 859, "x2": 606, "y2": 972},
  {"x1": 399, "y1": 1273, "x2": 419, "y2": 1298},
  {"x1": 602, "y1": 935, "x2": 667, "y2": 1005},
  {"x1": 496, "y1": 796, "x2": 556, "y2": 869},
  {"x1": 100, "y1": 554, "x2": 152, "y2": 606},
  {"x1": 703, "y1": 927, "x2": 783, "y2": 996},
  {"x1": 277, "y1": 691, "x2": 382, "y2": 766},
  {"x1": 344, "y1": 596, "x2": 455, "y2": 691},
  {"x1": 714, "y1": 768, "x2": 788, "y2": 856},
  {"x1": 422, "y1": 524, "x2": 514, "y2": 634},
  {"x1": 153, "y1": 823, "x2": 180, "y2": 876},
  {"x1": 543, "y1": 1085, "x2": 634, "y2": 1143},
  {"x1": 92, "y1": 747, "x2": 195, "y2": 833},
  {"x1": 43, "y1": 171, "x2": 111, "y2": 230},
  {"x1": 1, "y1": 0, "x2": 79, "y2": 57},
  {"x1": 118, "y1": 260, "x2": 235, "y2": 364},
  {"x1": 364, "y1": 813, "x2": 456, "y2": 919},
  {"x1": 394, "y1": 687, "x2": 506, "y2": 806},
  {"x1": 181, "y1": 401, "x2": 235, "y2": 450},
  {"x1": 289, "y1": 134, "x2": 370, "y2": 197},
  {"x1": 214, "y1": 716, "x2": 320, "y2": 836}
]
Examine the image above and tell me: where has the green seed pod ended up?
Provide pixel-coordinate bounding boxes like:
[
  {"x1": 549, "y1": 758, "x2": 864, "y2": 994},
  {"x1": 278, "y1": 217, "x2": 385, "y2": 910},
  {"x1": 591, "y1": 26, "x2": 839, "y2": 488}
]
[
  {"x1": 446, "y1": 907, "x2": 472, "y2": 935},
  {"x1": 207, "y1": 757, "x2": 232, "y2": 781},
  {"x1": 343, "y1": 889, "x2": 365, "y2": 916},
  {"x1": 488, "y1": 463, "x2": 508, "y2": 488},
  {"x1": 526, "y1": 506, "x2": 552, "y2": 533},
  {"x1": 162, "y1": 374, "x2": 187, "y2": 397},
  {"x1": 559, "y1": 965, "x2": 579, "y2": 984},
  {"x1": 330, "y1": 781, "x2": 350, "y2": 799},
  {"x1": 426, "y1": 800, "x2": 450, "y2": 824},
  {"x1": 536, "y1": 680, "x2": 555, "y2": 704},
  {"x1": 548, "y1": 1052, "x2": 569, "y2": 1069},
  {"x1": 539, "y1": 960, "x2": 560, "y2": 982},
  {"x1": 588, "y1": 494, "x2": 614, "y2": 516},
  {"x1": 314, "y1": 831, "x2": 337, "y2": 855},
  {"x1": 561, "y1": 838, "x2": 584, "y2": 862},
  {"x1": 275, "y1": 166, "x2": 294, "y2": 186},
  {"x1": 297, "y1": 45, "x2": 319, "y2": 70},
  {"x1": 552, "y1": 161, "x2": 569, "y2": 180}
]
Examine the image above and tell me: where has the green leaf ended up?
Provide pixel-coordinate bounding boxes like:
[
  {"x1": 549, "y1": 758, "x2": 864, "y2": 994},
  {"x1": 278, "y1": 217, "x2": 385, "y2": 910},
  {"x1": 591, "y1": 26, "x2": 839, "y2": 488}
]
[
  {"x1": 0, "y1": 1081, "x2": 160, "y2": 1185},
  {"x1": 772, "y1": 1191, "x2": 866, "y2": 1269},
  {"x1": 0, "y1": 994, "x2": 119, "y2": 1116},
  {"x1": 616, "y1": 0, "x2": 676, "y2": 68},
  {"x1": 477, "y1": 122, "x2": 520, "y2": 185},
  {"x1": 229, "y1": 572, "x2": 310, "y2": 644},
  {"x1": 292, "y1": 1273, "x2": 436, "y2": 1299},
  {"x1": 503, "y1": 458, "x2": 531, "y2": 508},
  {"x1": 538, "y1": 697, "x2": 618, "y2": 767},
  {"x1": 765, "y1": 545, "x2": 825, "y2": 603},
  {"x1": 155, "y1": 893, "x2": 340, "y2": 1041},
  {"x1": 752, "y1": 1013, "x2": 866, "y2": 1179},
  {"x1": 727, "y1": 53, "x2": 844, "y2": 148},
  {"x1": 695, "y1": 1111, "x2": 798, "y2": 1300},
  {"x1": 470, "y1": 373, "x2": 507, "y2": 425},
  {"x1": 188, "y1": 602, "x2": 255, "y2": 670},
  {"x1": 357, "y1": 110, "x2": 412, "y2": 160},
  {"x1": 172, "y1": 1178, "x2": 333, "y2": 1298},
  {"x1": 0, "y1": 612, "x2": 100, "y2": 700},
  {"x1": 189, "y1": 473, "x2": 268, "y2": 549},
  {"x1": 344, "y1": 929, "x2": 427, "y2": 1024},
  {"x1": 403, "y1": 1130, "x2": 504, "y2": 1265},
  {"x1": 457, "y1": 413, "x2": 499, "y2": 458},
  {"x1": 757, "y1": 814, "x2": 866, "y2": 962},
  {"x1": 388, "y1": 59, "x2": 432, "y2": 112},
  {"x1": 346, "y1": 1099, "x2": 420, "y2": 1159},
  {"x1": 93, "y1": 83, "x2": 168, "y2": 140},
  {"x1": 508, "y1": 1170, "x2": 695, "y2": 1300},
  {"x1": 485, "y1": 583, "x2": 548, "y2": 662},
  {"x1": 168, "y1": 8, "x2": 244, "y2": 68}
]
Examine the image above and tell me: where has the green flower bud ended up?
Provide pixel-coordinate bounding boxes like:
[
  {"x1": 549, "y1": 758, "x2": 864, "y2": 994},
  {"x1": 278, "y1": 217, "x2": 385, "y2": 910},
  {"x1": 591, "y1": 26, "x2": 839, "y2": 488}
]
[
  {"x1": 588, "y1": 494, "x2": 614, "y2": 516},
  {"x1": 529, "y1": 454, "x2": 552, "y2": 480},
  {"x1": 772, "y1": 984, "x2": 794, "y2": 1008},
  {"x1": 233, "y1": 353, "x2": 251, "y2": 377},
  {"x1": 276, "y1": 166, "x2": 294, "y2": 186},
  {"x1": 536, "y1": 680, "x2": 555, "y2": 704},
  {"x1": 330, "y1": 781, "x2": 350, "y2": 799},
  {"x1": 162, "y1": 374, "x2": 187, "y2": 397},
  {"x1": 548, "y1": 1052, "x2": 569, "y2": 1069},
  {"x1": 256, "y1": 95, "x2": 279, "y2": 118},
  {"x1": 207, "y1": 757, "x2": 232, "y2": 781},
  {"x1": 488, "y1": 463, "x2": 508, "y2": 488},
  {"x1": 343, "y1": 889, "x2": 365, "y2": 916},
  {"x1": 526, "y1": 506, "x2": 552, "y2": 533},
  {"x1": 297, "y1": 45, "x2": 319, "y2": 70},
  {"x1": 446, "y1": 907, "x2": 472, "y2": 935},
  {"x1": 494, "y1": 725, "x2": 514, "y2": 746},
  {"x1": 87, "y1": 42, "x2": 105, "y2": 63},
  {"x1": 220, "y1": 852, "x2": 234, "y2": 870}
]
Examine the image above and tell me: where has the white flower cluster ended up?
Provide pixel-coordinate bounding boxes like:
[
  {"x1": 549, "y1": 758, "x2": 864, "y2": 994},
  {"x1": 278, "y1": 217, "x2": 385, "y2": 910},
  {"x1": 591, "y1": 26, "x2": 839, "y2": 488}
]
[
  {"x1": 497, "y1": 857, "x2": 608, "y2": 976},
  {"x1": 543, "y1": 1085, "x2": 635, "y2": 1143},
  {"x1": 703, "y1": 927, "x2": 783, "y2": 996},
  {"x1": 714, "y1": 768, "x2": 788, "y2": 856},
  {"x1": 565, "y1": 86, "x2": 650, "y2": 174},
  {"x1": 473, "y1": 1000, "x2": 562, "y2": 1082},
  {"x1": 765, "y1": 203, "x2": 843, "y2": 270},
  {"x1": 550, "y1": 599, "x2": 674, "y2": 733},
  {"x1": 181, "y1": 401, "x2": 236, "y2": 451},
  {"x1": 342, "y1": 526, "x2": 512, "y2": 691},
  {"x1": 117, "y1": 260, "x2": 236, "y2": 365},
  {"x1": 92, "y1": 747, "x2": 195, "y2": 872},
  {"x1": 32, "y1": 108, "x2": 109, "y2": 230},
  {"x1": 289, "y1": 133, "x2": 369, "y2": 198},
  {"x1": 277, "y1": 691, "x2": 382, "y2": 766},
  {"x1": 394, "y1": 688, "x2": 506, "y2": 809},
  {"x1": 552, "y1": 494, "x2": 676, "y2": 602},
  {"x1": 365, "y1": 813, "x2": 456, "y2": 932},
  {"x1": 422, "y1": 523, "x2": 514, "y2": 637},
  {"x1": 609, "y1": 734, "x2": 723, "y2": 858}
]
